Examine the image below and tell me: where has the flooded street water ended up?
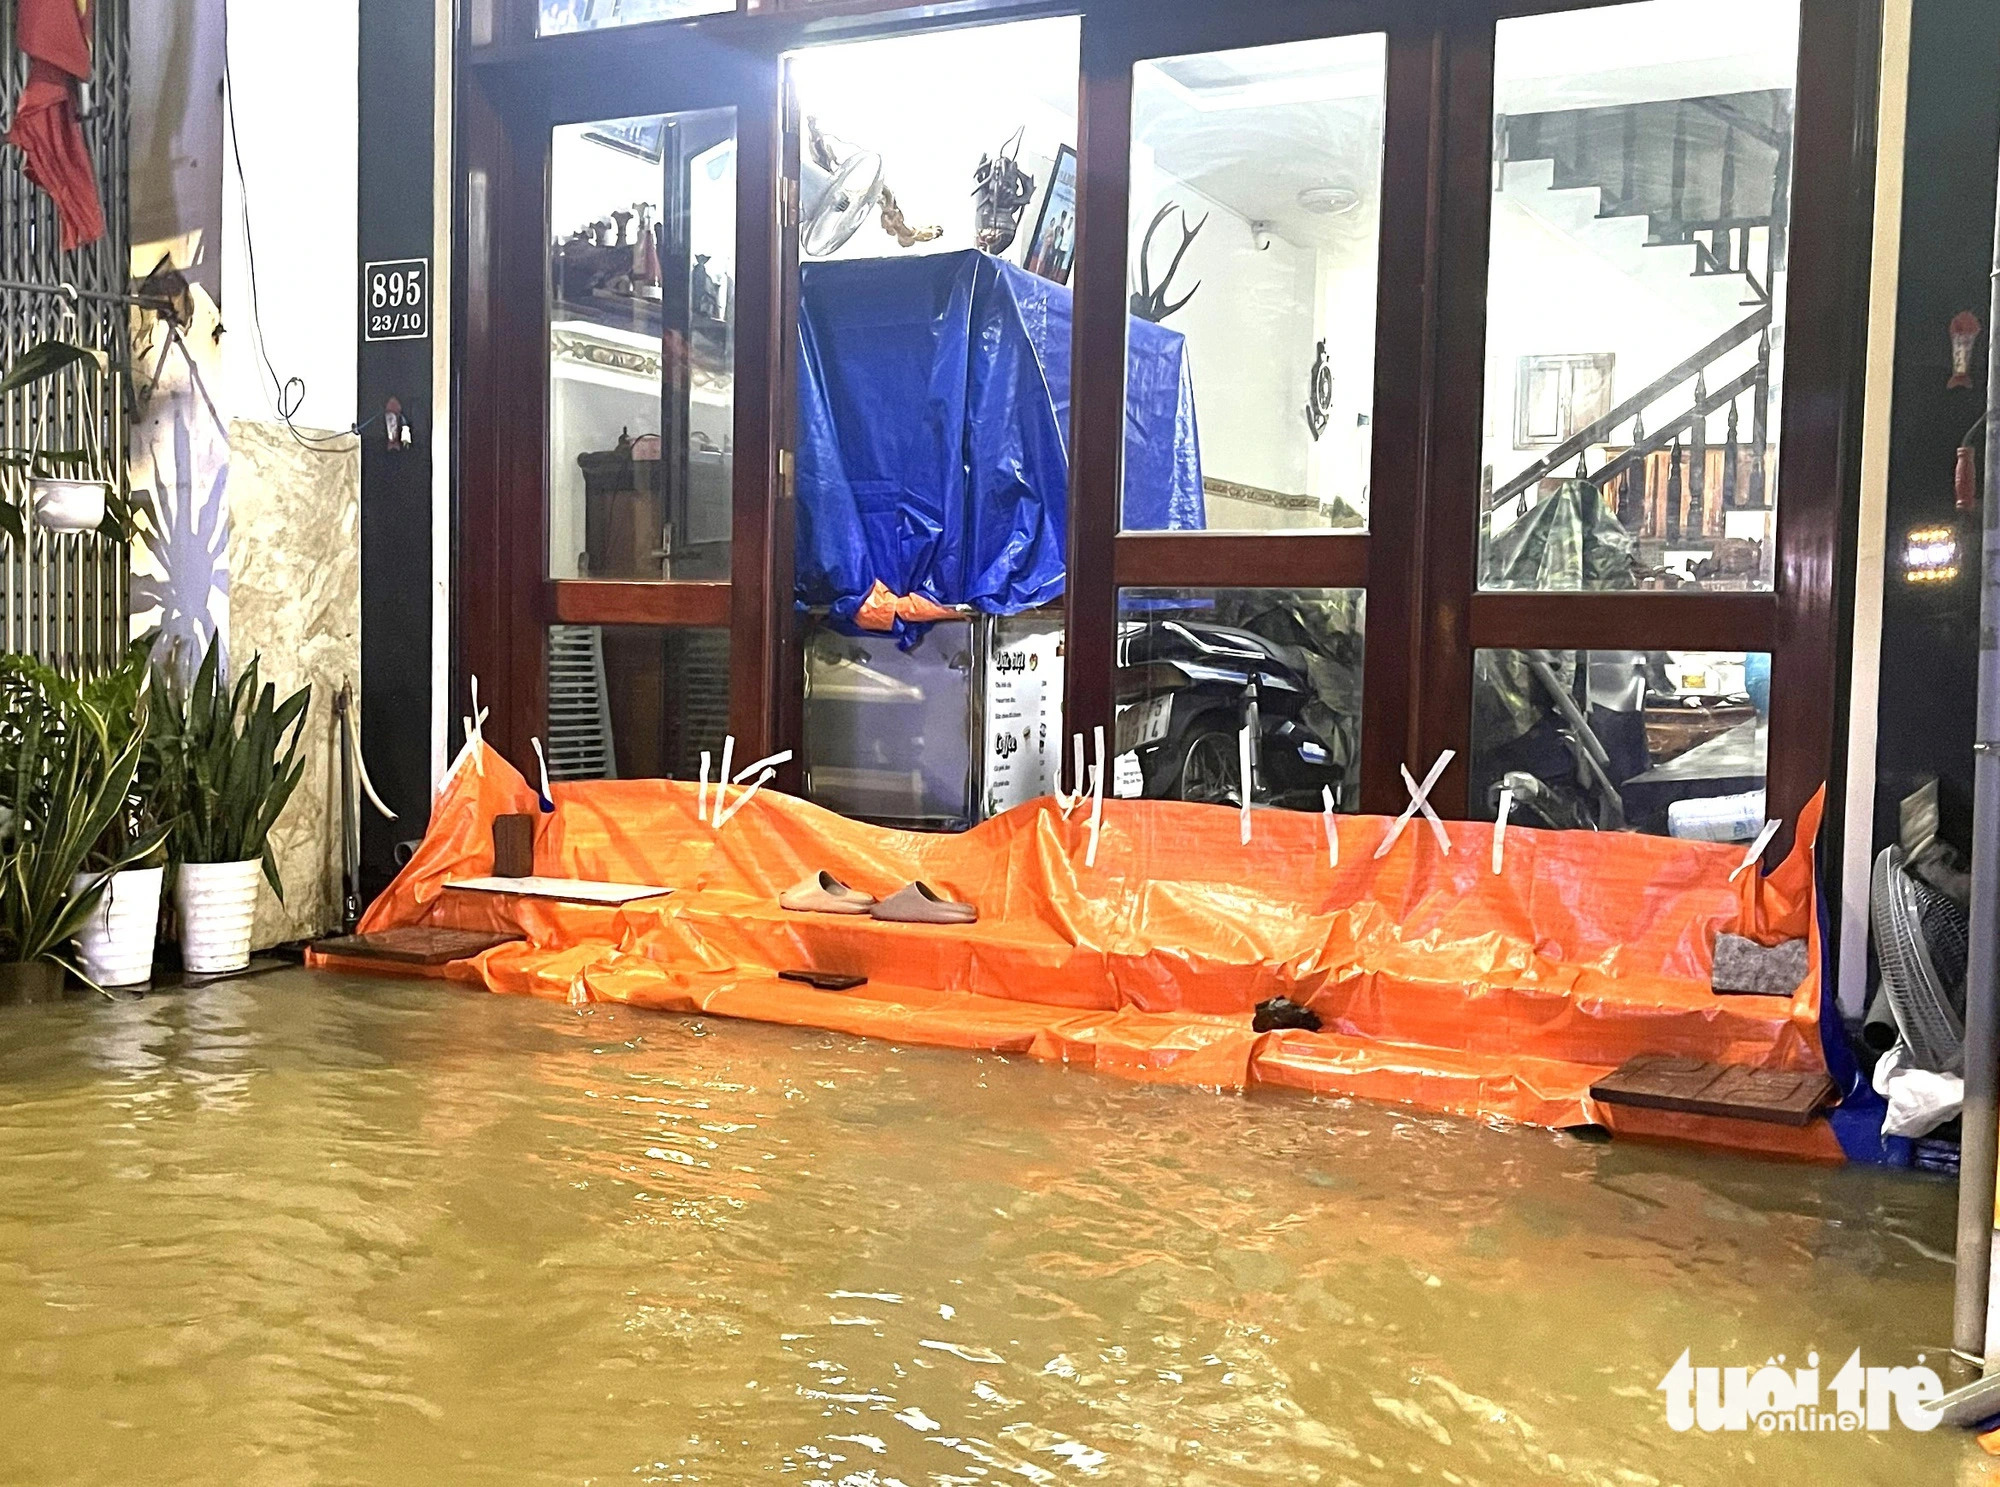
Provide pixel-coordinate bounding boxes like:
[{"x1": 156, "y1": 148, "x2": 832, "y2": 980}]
[{"x1": 0, "y1": 969, "x2": 1979, "y2": 1484}]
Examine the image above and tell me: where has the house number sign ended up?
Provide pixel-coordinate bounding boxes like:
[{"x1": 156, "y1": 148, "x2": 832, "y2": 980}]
[{"x1": 363, "y1": 258, "x2": 430, "y2": 342}]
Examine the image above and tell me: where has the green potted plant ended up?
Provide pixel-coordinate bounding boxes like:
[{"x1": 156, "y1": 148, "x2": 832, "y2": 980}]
[
  {"x1": 68, "y1": 641, "x2": 173, "y2": 988},
  {"x1": 0, "y1": 336, "x2": 140, "y2": 542},
  {"x1": 0, "y1": 656, "x2": 160, "y2": 1000},
  {"x1": 152, "y1": 637, "x2": 310, "y2": 975}
]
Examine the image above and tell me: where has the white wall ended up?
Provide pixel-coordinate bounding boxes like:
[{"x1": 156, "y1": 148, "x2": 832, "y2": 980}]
[
  {"x1": 130, "y1": 0, "x2": 225, "y2": 300},
  {"x1": 221, "y1": 3, "x2": 359, "y2": 434},
  {"x1": 789, "y1": 17, "x2": 1079, "y2": 267},
  {"x1": 1129, "y1": 166, "x2": 1315, "y2": 501}
]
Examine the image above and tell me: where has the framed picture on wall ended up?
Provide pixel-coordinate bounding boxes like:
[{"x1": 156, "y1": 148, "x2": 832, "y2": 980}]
[
  {"x1": 1023, "y1": 145, "x2": 1078, "y2": 286},
  {"x1": 1514, "y1": 352, "x2": 1615, "y2": 449},
  {"x1": 584, "y1": 116, "x2": 669, "y2": 164}
]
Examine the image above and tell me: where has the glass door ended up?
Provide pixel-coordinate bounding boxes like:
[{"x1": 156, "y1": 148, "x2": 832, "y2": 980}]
[
  {"x1": 544, "y1": 106, "x2": 738, "y2": 781},
  {"x1": 527, "y1": 39, "x2": 785, "y2": 781},
  {"x1": 1068, "y1": 0, "x2": 1440, "y2": 816},
  {"x1": 779, "y1": 16, "x2": 1083, "y2": 829}
]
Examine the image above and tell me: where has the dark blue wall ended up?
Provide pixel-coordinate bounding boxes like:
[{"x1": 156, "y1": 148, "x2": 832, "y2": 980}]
[
  {"x1": 357, "y1": 0, "x2": 438, "y2": 895},
  {"x1": 1870, "y1": 0, "x2": 2000, "y2": 861}
]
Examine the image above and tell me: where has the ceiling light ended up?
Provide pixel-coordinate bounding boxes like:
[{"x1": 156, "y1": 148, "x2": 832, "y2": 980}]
[{"x1": 1297, "y1": 185, "x2": 1361, "y2": 216}]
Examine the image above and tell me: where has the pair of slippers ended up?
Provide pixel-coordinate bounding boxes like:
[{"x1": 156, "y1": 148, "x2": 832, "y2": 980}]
[{"x1": 780, "y1": 871, "x2": 977, "y2": 924}]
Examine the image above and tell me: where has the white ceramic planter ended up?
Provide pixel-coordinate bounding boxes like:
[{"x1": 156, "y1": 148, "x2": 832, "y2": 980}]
[
  {"x1": 30, "y1": 476, "x2": 107, "y2": 533},
  {"x1": 175, "y1": 859, "x2": 263, "y2": 975},
  {"x1": 71, "y1": 865, "x2": 164, "y2": 988}
]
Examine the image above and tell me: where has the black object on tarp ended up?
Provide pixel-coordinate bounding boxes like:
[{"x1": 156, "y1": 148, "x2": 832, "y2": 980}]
[{"x1": 1253, "y1": 996, "x2": 1321, "y2": 1033}]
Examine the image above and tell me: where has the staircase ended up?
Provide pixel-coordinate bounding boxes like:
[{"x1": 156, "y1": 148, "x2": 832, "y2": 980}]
[
  {"x1": 1498, "y1": 88, "x2": 1791, "y2": 299},
  {"x1": 1487, "y1": 90, "x2": 1791, "y2": 569}
]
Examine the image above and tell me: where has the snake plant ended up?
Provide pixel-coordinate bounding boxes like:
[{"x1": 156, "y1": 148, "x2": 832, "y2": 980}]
[
  {"x1": 0, "y1": 655, "x2": 163, "y2": 974},
  {"x1": 151, "y1": 636, "x2": 311, "y2": 899}
]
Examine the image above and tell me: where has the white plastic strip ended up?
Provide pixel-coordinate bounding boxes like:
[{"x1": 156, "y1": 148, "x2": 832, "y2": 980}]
[
  {"x1": 530, "y1": 736, "x2": 556, "y2": 812},
  {"x1": 715, "y1": 735, "x2": 736, "y2": 825},
  {"x1": 1058, "y1": 731, "x2": 1085, "y2": 818},
  {"x1": 1376, "y1": 749, "x2": 1456, "y2": 860},
  {"x1": 698, "y1": 751, "x2": 712, "y2": 821},
  {"x1": 1085, "y1": 727, "x2": 1107, "y2": 868},
  {"x1": 1491, "y1": 786, "x2": 1513, "y2": 875},
  {"x1": 352, "y1": 720, "x2": 398, "y2": 819},
  {"x1": 463, "y1": 675, "x2": 490, "y2": 776},
  {"x1": 1730, "y1": 817, "x2": 1783, "y2": 883},
  {"x1": 1408, "y1": 764, "x2": 1453, "y2": 855},
  {"x1": 1238, "y1": 723, "x2": 1254, "y2": 845},
  {"x1": 734, "y1": 748, "x2": 793, "y2": 783},
  {"x1": 1321, "y1": 786, "x2": 1338, "y2": 868},
  {"x1": 438, "y1": 729, "x2": 478, "y2": 795},
  {"x1": 715, "y1": 767, "x2": 776, "y2": 828}
]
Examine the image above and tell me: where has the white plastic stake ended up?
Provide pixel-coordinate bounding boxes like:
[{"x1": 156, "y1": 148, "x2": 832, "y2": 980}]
[
  {"x1": 734, "y1": 748, "x2": 793, "y2": 783},
  {"x1": 715, "y1": 767, "x2": 776, "y2": 827},
  {"x1": 698, "y1": 750, "x2": 712, "y2": 820},
  {"x1": 1376, "y1": 749, "x2": 1456, "y2": 859},
  {"x1": 715, "y1": 735, "x2": 736, "y2": 824},
  {"x1": 1491, "y1": 786, "x2": 1513, "y2": 875},
  {"x1": 1238, "y1": 723, "x2": 1254, "y2": 845},
  {"x1": 1730, "y1": 818, "x2": 1783, "y2": 882},
  {"x1": 1322, "y1": 786, "x2": 1339, "y2": 867}
]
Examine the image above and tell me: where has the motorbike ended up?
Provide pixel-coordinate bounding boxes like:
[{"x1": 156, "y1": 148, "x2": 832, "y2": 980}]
[{"x1": 1114, "y1": 612, "x2": 1357, "y2": 811}]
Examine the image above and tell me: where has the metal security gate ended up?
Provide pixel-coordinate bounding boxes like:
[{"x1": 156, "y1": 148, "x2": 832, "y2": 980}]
[{"x1": 0, "y1": 0, "x2": 130, "y2": 678}]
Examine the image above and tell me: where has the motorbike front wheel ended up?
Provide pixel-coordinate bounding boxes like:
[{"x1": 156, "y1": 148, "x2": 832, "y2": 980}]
[{"x1": 1172, "y1": 723, "x2": 1242, "y2": 806}]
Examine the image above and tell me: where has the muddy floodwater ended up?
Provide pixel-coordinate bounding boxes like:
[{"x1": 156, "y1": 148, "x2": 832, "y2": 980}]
[{"x1": 0, "y1": 969, "x2": 1981, "y2": 1484}]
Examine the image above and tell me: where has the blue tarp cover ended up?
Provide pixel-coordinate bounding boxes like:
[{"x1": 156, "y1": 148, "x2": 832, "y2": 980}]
[{"x1": 795, "y1": 249, "x2": 1203, "y2": 628}]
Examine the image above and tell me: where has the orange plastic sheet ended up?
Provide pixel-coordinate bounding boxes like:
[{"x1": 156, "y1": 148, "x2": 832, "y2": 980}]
[{"x1": 316, "y1": 745, "x2": 1839, "y2": 1160}]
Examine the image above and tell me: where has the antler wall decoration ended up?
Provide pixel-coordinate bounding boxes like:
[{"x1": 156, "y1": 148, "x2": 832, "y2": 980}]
[{"x1": 1129, "y1": 203, "x2": 1207, "y2": 323}]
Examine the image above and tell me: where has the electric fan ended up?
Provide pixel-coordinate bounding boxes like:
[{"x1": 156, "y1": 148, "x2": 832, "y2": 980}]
[
  {"x1": 801, "y1": 149, "x2": 886, "y2": 257},
  {"x1": 1871, "y1": 843, "x2": 1969, "y2": 1072}
]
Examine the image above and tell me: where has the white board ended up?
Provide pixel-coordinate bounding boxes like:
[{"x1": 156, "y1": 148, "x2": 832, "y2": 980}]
[{"x1": 445, "y1": 876, "x2": 674, "y2": 905}]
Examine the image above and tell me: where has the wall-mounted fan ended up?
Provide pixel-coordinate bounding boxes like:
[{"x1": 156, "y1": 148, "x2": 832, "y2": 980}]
[
  {"x1": 801, "y1": 147, "x2": 885, "y2": 257},
  {"x1": 800, "y1": 117, "x2": 941, "y2": 258}
]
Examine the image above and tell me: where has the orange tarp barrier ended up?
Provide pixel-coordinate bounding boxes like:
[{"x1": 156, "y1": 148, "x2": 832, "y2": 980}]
[{"x1": 316, "y1": 745, "x2": 1840, "y2": 1159}]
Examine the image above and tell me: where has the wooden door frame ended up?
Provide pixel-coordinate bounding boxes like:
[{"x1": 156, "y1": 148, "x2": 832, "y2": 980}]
[
  {"x1": 1068, "y1": 0, "x2": 1446, "y2": 815},
  {"x1": 454, "y1": 0, "x2": 1880, "y2": 859}
]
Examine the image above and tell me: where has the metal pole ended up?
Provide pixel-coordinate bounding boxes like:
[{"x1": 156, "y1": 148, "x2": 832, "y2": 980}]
[{"x1": 1952, "y1": 140, "x2": 2000, "y2": 1362}]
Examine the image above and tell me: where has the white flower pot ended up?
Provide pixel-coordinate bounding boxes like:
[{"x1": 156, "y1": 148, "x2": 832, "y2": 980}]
[
  {"x1": 175, "y1": 859, "x2": 263, "y2": 975},
  {"x1": 29, "y1": 476, "x2": 107, "y2": 533},
  {"x1": 71, "y1": 865, "x2": 164, "y2": 988}
]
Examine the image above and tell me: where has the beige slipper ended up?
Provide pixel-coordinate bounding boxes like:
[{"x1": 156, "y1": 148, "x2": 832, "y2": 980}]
[
  {"x1": 870, "y1": 881, "x2": 977, "y2": 924},
  {"x1": 780, "y1": 871, "x2": 877, "y2": 915}
]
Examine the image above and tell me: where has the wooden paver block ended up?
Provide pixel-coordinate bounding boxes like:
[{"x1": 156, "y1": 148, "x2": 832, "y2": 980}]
[
  {"x1": 1589, "y1": 1053, "x2": 1836, "y2": 1127},
  {"x1": 316, "y1": 927, "x2": 523, "y2": 966}
]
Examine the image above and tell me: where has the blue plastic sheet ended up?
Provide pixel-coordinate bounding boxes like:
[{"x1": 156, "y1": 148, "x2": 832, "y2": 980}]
[{"x1": 796, "y1": 249, "x2": 1203, "y2": 629}]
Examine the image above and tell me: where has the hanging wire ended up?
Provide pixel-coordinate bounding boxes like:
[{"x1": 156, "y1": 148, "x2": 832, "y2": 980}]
[{"x1": 221, "y1": 50, "x2": 380, "y2": 454}]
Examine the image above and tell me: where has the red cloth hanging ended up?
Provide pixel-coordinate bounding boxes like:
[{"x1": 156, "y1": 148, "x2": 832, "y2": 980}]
[{"x1": 7, "y1": 0, "x2": 105, "y2": 253}]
